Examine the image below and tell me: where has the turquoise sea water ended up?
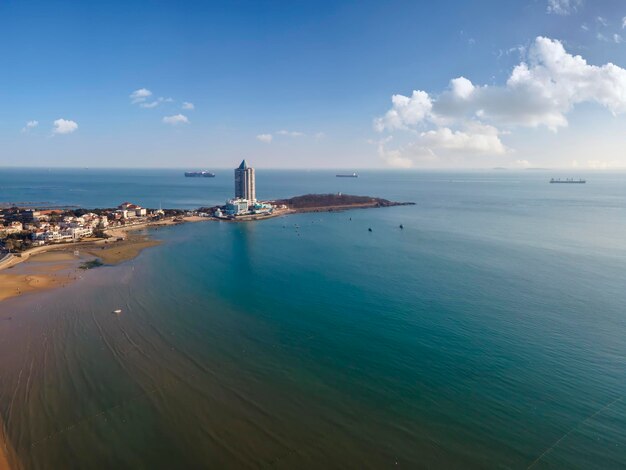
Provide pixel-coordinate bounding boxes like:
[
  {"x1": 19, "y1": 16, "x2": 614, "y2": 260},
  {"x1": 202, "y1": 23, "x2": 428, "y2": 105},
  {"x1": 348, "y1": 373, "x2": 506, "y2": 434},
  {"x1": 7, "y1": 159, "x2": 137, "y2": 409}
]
[{"x1": 1, "y1": 169, "x2": 626, "y2": 468}]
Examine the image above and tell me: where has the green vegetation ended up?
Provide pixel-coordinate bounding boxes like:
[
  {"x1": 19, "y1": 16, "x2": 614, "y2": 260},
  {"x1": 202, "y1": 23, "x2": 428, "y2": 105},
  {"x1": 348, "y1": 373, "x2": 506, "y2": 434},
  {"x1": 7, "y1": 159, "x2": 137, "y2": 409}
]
[{"x1": 79, "y1": 259, "x2": 104, "y2": 270}]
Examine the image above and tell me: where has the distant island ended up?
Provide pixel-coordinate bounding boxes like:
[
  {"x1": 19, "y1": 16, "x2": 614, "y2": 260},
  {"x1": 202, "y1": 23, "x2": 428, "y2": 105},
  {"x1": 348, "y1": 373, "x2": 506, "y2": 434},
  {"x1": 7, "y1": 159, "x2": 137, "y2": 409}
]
[{"x1": 271, "y1": 193, "x2": 413, "y2": 212}]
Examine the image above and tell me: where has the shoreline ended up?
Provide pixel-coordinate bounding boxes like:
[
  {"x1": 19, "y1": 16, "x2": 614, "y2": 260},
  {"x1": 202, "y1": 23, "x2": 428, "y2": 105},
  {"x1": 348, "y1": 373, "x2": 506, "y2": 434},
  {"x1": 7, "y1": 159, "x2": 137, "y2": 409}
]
[
  {"x1": 0, "y1": 202, "x2": 411, "y2": 302},
  {"x1": 0, "y1": 233, "x2": 162, "y2": 304},
  {"x1": 0, "y1": 216, "x2": 190, "y2": 274}
]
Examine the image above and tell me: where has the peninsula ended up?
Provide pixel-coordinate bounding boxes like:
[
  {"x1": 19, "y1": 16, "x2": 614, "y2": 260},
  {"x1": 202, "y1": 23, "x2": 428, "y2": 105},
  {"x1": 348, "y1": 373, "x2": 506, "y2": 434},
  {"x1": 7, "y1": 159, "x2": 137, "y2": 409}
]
[
  {"x1": 271, "y1": 193, "x2": 414, "y2": 212},
  {"x1": 206, "y1": 160, "x2": 413, "y2": 220}
]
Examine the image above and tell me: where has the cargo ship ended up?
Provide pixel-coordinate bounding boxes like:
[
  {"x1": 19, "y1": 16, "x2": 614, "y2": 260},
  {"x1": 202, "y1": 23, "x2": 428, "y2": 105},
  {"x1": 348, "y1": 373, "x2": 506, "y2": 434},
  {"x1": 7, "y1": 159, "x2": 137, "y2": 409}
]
[
  {"x1": 336, "y1": 172, "x2": 358, "y2": 178},
  {"x1": 185, "y1": 171, "x2": 215, "y2": 177},
  {"x1": 550, "y1": 178, "x2": 586, "y2": 184}
]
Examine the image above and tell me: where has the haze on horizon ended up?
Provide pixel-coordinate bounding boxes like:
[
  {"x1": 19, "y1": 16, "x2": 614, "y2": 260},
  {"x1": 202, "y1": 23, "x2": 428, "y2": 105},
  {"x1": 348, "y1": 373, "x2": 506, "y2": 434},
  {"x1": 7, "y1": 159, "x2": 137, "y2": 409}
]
[{"x1": 2, "y1": 0, "x2": 626, "y2": 170}]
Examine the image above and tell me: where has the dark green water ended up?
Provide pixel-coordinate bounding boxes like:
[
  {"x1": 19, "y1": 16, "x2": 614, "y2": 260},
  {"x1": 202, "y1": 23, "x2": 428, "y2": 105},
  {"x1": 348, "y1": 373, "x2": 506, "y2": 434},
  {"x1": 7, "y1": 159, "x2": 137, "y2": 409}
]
[{"x1": 1, "y1": 170, "x2": 626, "y2": 468}]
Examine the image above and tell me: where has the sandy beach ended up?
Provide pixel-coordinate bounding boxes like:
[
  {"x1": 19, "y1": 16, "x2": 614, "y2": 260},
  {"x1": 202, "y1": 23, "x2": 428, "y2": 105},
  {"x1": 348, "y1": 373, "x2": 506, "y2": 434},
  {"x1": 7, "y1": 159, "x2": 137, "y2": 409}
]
[{"x1": 0, "y1": 234, "x2": 162, "y2": 303}]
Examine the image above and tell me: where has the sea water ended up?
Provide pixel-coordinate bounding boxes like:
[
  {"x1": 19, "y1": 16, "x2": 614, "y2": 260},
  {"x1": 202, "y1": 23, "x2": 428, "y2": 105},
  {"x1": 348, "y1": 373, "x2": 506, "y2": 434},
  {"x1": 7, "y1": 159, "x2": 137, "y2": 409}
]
[{"x1": 0, "y1": 169, "x2": 625, "y2": 468}]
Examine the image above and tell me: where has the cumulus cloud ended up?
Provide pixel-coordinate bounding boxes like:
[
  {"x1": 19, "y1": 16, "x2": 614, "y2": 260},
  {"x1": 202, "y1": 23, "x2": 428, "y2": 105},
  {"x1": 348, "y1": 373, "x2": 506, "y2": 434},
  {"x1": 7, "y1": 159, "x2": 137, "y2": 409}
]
[
  {"x1": 162, "y1": 114, "x2": 189, "y2": 125},
  {"x1": 256, "y1": 134, "x2": 273, "y2": 143},
  {"x1": 546, "y1": 0, "x2": 582, "y2": 15},
  {"x1": 375, "y1": 123, "x2": 507, "y2": 168},
  {"x1": 375, "y1": 90, "x2": 432, "y2": 131},
  {"x1": 373, "y1": 137, "x2": 434, "y2": 168},
  {"x1": 378, "y1": 37, "x2": 626, "y2": 129},
  {"x1": 182, "y1": 102, "x2": 195, "y2": 110},
  {"x1": 130, "y1": 88, "x2": 152, "y2": 104},
  {"x1": 130, "y1": 88, "x2": 177, "y2": 110},
  {"x1": 21, "y1": 120, "x2": 39, "y2": 133},
  {"x1": 52, "y1": 118, "x2": 78, "y2": 135},
  {"x1": 419, "y1": 123, "x2": 506, "y2": 155},
  {"x1": 374, "y1": 36, "x2": 626, "y2": 166}
]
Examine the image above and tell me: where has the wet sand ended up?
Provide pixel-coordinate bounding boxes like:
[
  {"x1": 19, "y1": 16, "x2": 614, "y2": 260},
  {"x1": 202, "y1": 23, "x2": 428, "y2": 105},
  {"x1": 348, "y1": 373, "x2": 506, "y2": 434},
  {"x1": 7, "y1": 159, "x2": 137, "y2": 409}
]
[
  {"x1": 0, "y1": 235, "x2": 161, "y2": 303},
  {"x1": 82, "y1": 237, "x2": 161, "y2": 265},
  {"x1": 0, "y1": 272, "x2": 65, "y2": 302}
]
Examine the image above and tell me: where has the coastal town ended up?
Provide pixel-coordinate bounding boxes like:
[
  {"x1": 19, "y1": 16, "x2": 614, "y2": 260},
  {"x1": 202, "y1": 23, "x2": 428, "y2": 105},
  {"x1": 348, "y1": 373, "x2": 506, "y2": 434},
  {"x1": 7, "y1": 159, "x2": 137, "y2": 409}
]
[
  {"x1": 0, "y1": 202, "x2": 183, "y2": 255},
  {"x1": 0, "y1": 160, "x2": 268, "y2": 258}
]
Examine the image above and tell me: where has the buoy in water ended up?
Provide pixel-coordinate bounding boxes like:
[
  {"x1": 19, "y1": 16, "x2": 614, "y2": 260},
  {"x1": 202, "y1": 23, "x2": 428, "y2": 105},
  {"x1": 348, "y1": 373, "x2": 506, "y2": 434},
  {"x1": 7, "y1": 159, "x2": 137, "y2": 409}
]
[{"x1": 368, "y1": 228, "x2": 372, "y2": 232}]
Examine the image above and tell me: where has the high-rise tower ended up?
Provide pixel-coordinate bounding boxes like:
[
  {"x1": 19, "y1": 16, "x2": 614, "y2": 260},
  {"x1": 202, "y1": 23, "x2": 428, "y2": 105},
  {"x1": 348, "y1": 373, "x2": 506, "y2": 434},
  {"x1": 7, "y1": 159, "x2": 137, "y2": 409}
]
[{"x1": 234, "y1": 159, "x2": 256, "y2": 203}]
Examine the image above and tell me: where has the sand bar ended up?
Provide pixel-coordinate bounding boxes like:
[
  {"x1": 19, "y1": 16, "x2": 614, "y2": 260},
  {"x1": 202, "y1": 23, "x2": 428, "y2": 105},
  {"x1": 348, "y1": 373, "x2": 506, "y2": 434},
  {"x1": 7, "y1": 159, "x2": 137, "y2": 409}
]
[{"x1": 0, "y1": 234, "x2": 162, "y2": 303}]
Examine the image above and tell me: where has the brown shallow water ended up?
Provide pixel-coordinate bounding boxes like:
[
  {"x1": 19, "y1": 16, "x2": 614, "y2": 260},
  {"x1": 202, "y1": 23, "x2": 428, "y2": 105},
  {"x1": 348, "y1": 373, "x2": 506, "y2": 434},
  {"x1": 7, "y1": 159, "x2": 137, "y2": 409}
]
[
  {"x1": 2, "y1": 207, "x2": 626, "y2": 469},
  {"x1": 0, "y1": 235, "x2": 160, "y2": 303}
]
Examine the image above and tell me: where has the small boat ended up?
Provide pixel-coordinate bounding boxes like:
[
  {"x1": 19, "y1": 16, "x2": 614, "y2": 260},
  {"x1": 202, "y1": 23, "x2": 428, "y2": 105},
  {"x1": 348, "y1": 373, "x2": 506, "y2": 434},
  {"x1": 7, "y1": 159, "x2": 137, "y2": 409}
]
[
  {"x1": 336, "y1": 172, "x2": 358, "y2": 178},
  {"x1": 112, "y1": 309, "x2": 122, "y2": 314},
  {"x1": 368, "y1": 228, "x2": 372, "y2": 232},
  {"x1": 399, "y1": 224, "x2": 404, "y2": 229},
  {"x1": 549, "y1": 178, "x2": 586, "y2": 184}
]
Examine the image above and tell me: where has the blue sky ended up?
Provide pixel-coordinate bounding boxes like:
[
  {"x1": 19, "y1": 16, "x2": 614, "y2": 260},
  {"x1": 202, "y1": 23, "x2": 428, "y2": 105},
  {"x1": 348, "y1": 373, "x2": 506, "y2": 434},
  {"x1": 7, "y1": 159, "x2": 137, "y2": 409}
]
[{"x1": 1, "y1": 0, "x2": 626, "y2": 168}]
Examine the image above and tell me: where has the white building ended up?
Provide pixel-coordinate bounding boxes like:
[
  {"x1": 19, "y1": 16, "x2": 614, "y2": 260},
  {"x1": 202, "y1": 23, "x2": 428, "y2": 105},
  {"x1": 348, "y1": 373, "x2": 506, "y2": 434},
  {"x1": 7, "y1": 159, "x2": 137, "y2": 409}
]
[{"x1": 234, "y1": 160, "x2": 256, "y2": 203}]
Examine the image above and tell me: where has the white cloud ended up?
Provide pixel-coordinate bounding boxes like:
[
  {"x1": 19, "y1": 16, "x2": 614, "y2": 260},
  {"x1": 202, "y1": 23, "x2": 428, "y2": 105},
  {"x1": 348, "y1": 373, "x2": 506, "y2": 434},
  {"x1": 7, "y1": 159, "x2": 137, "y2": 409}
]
[
  {"x1": 136, "y1": 96, "x2": 174, "y2": 109},
  {"x1": 597, "y1": 33, "x2": 609, "y2": 42},
  {"x1": 140, "y1": 101, "x2": 160, "y2": 108},
  {"x1": 622, "y1": 16, "x2": 626, "y2": 29},
  {"x1": 182, "y1": 102, "x2": 195, "y2": 110},
  {"x1": 162, "y1": 114, "x2": 189, "y2": 125},
  {"x1": 581, "y1": 23, "x2": 589, "y2": 31},
  {"x1": 375, "y1": 123, "x2": 507, "y2": 167},
  {"x1": 597, "y1": 16, "x2": 608, "y2": 27},
  {"x1": 378, "y1": 37, "x2": 626, "y2": 132},
  {"x1": 374, "y1": 137, "x2": 437, "y2": 168},
  {"x1": 52, "y1": 118, "x2": 78, "y2": 135},
  {"x1": 374, "y1": 36, "x2": 626, "y2": 167},
  {"x1": 375, "y1": 90, "x2": 432, "y2": 131},
  {"x1": 516, "y1": 159, "x2": 531, "y2": 168},
  {"x1": 21, "y1": 120, "x2": 39, "y2": 133},
  {"x1": 419, "y1": 123, "x2": 507, "y2": 155},
  {"x1": 276, "y1": 129, "x2": 305, "y2": 137},
  {"x1": 256, "y1": 134, "x2": 273, "y2": 143},
  {"x1": 546, "y1": 0, "x2": 582, "y2": 15},
  {"x1": 130, "y1": 88, "x2": 152, "y2": 104},
  {"x1": 314, "y1": 132, "x2": 326, "y2": 140},
  {"x1": 614, "y1": 34, "x2": 623, "y2": 44}
]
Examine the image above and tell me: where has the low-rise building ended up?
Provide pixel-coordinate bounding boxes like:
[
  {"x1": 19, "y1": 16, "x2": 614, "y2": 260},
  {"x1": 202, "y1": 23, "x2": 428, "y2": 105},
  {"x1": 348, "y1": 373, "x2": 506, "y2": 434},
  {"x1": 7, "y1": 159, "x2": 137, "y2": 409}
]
[{"x1": 224, "y1": 198, "x2": 249, "y2": 215}]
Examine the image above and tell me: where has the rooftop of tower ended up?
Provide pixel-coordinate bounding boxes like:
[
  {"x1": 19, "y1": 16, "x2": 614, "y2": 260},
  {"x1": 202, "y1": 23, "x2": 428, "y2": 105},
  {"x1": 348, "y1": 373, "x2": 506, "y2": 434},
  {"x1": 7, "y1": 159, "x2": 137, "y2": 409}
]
[{"x1": 238, "y1": 159, "x2": 248, "y2": 169}]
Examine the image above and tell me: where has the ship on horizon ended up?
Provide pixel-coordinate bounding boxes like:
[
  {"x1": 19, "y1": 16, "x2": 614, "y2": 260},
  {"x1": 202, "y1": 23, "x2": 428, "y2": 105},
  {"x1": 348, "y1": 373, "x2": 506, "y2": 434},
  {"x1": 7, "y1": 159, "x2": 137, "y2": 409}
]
[
  {"x1": 185, "y1": 171, "x2": 216, "y2": 177},
  {"x1": 336, "y1": 172, "x2": 358, "y2": 178},
  {"x1": 550, "y1": 178, "x2": 586, "y2": 184}
]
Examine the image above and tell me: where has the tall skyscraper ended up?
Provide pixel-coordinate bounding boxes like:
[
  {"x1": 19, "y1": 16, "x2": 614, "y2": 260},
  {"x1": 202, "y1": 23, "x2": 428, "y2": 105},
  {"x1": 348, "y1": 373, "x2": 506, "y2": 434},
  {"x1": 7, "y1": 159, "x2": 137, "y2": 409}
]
[{"x1": 234, "y1": 159, "x2": 256, "y2": 203}]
